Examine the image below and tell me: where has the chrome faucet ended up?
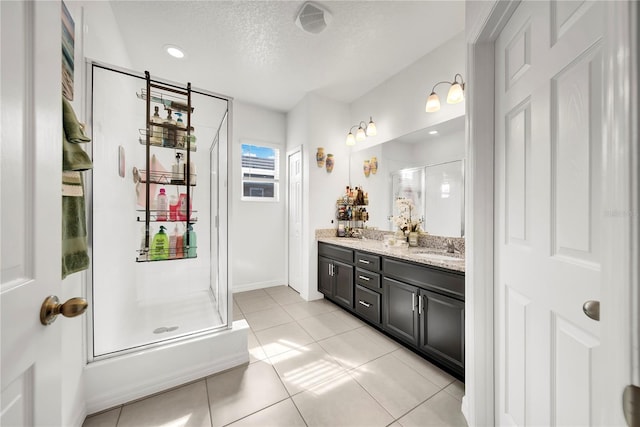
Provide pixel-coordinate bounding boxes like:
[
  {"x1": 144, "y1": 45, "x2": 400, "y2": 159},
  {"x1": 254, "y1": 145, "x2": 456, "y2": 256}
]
[{"x1": 445, "y1": 239, "x2": 457, "y2": 254}]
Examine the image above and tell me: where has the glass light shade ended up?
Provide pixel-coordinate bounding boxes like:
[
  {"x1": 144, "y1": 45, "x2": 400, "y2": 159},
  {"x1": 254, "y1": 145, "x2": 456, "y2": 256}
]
[
  {"x1": 346, "y1": 132, "x2": 356, "y2": 146},
  {"x1": 446, "y1": 83, "x2": 464, "y2": 104},
  {"x1": 425, "y1": 92, "x2": 441, "y2": 112},
  {"x1": 355, "y1": 127, "x2": 366, "y2": 142},
  {"x1": 366, "y1": 119, "x2": 377, "y2": 136}
]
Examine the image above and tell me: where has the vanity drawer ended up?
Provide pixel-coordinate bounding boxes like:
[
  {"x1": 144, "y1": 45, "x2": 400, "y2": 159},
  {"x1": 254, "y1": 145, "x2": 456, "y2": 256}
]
[
  {"x1": 356, "y1": 267, "x2": 381, "y2": 290},
  {"x1": 355, "y1": 285, "x2": 381, "y2": 325},
  {"x1": 355, "y1": 252, "x2": 380, "y2": 271},
  {"x1": 318, "y1": 242, "x2": 353, "y2": 263}
]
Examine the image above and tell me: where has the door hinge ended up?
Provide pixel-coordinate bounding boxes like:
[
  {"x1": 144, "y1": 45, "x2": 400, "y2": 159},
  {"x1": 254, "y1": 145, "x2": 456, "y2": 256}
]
[{"x1": 623, "y1": 385, "x2": 640, "y2": 426}]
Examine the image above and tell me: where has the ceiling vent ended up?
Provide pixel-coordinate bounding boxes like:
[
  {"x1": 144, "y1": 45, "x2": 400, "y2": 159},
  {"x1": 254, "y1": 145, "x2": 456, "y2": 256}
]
[{"x1": 295, "y1": 2, "x2": 332, "y2": 34}]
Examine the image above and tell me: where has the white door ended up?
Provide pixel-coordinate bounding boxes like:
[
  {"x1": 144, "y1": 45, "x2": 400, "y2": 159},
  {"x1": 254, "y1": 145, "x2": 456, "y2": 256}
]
[
  {"x1": 287, "y1": 149, "x2": 302, "y2": 293},
  {"x1": 495, "y1": 1, "x2": 625, "y2": 425},
  {"x1": 1, "y1": 2, "x2": 64, "y2": 425}
]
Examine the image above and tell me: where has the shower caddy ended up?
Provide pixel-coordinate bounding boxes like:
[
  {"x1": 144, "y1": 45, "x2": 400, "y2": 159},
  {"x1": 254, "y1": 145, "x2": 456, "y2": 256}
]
[{"x1": 136, "y1": 71, "x2": 196, "y2": 262}]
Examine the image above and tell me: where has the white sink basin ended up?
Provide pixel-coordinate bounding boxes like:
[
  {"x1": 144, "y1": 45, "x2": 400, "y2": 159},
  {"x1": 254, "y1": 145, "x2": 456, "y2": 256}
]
[{"x1": 411, "y1": 253, "x2": 463, "y2": 262}]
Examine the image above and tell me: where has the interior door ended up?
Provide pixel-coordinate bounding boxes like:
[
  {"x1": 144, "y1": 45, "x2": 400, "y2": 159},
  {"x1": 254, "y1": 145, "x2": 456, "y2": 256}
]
[
  {"x1": 1, "y1": 1, "x2": 64, "y2": 425},
  {"x1": 495, "y1": 1, "x2": 617, "y2": 425},
  {"x1": 287, "y1": 149, "x2": 302, "y2": 292}
]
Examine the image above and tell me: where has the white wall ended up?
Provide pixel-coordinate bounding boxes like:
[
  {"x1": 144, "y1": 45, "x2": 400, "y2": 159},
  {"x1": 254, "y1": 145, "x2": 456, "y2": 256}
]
[
  {"x1": 412, "y1": 129, "x2": 466, "y2": 166},
  {"x1": 231, "y1": 101, "x2": 287, "y2": 292},
  {"x1": 287, "y1": 93, "x2": 351, "y2": 300},
  {"x1": 350, "y1": 32, "x2": 466, "y2": 147},
  {"x1": 62, "y1": 2, "x2": 133, "y2": 425}
]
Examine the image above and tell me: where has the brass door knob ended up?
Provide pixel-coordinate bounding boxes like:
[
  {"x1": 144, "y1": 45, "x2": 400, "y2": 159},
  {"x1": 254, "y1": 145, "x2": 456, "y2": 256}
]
[{"x1": 40, "y1": 295, "x2": 88, "y2": 325}]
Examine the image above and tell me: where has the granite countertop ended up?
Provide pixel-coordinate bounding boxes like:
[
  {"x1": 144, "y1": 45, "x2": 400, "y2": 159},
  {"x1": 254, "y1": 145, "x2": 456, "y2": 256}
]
[{"x1": 318, "y1": 237, "x2": 465, "y2": 273}]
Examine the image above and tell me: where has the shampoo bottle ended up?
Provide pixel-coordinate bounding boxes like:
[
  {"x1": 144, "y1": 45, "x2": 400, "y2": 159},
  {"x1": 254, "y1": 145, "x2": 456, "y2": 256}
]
[
  {"x1": 169, "y1": 225, "x2": 179, "y2": 258},
  {"x1": 175, "y1": 225, "x2": 184, "y2": 259},
  {"x1": 183, "y1": 224, "x2": 197, "y2": 258},
  {"x1": 163, "y1": 109, "x2": 176, "y2": 147},
  {"x1": 156, "y1": 188, "x2": 168, "y2": 220},
  {"x1": 150, "y1": 225, "x2": 169, "y2": 260},
  {"x1": 175, "y1": 112, "x2": 186, "y2": 148},
  {"x1": 150, "y1": 106, "x2": 163, "y2": 146}
]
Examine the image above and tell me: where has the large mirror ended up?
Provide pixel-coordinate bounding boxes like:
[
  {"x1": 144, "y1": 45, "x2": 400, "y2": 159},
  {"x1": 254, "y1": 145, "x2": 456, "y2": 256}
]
[{"x1": 349, "y1": 116, "x2": 465, "y2": 237}]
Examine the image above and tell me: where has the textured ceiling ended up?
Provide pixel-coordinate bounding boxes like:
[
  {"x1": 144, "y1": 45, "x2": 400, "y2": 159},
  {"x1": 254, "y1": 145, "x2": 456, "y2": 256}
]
[{"x1": 109, "y1": 1, "x2": 465, "y2": 112}]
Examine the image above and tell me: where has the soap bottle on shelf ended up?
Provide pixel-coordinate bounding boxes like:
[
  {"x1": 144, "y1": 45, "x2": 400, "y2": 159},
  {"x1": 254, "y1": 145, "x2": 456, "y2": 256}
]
[
  {"x1": 139, "y1": 225, "x2": 153, "y2": 260},
  {"x1": 169, "y1": 195, "x2": 179, "y2": 221},
  {"x1": 172, "y1": 153, "x2": 184, "y2": 184},
  {"x1": 163, "y1": 108, "x2": 176, "y2": 147},
  {"x1": 175, "y1": 224, "x2": 184, "y2": 259},
  {"x1": 169, "y1": 225, "x2": 179, "y2": 258},
  {"x1": 156, "y1": 188, "x2": 168, "y2": 220},
  {"x1": 178, "y1": 192, "x2": 191, "y2": 221},
  {"x1": 150, "y1": 225, "x2": 169, "y2": 260},
  {"x1": 150, "y1": 106, "x2": 163, "y2": 146},
  {"x1": 183, "y1": 224, "x2": 197, "y2": 258},
  {"x1": 185, "y1": 126, "x2": 196, "y2": 151},
  {"x1": 175, "y1": 112, "x2": 186, "y2": 148}
]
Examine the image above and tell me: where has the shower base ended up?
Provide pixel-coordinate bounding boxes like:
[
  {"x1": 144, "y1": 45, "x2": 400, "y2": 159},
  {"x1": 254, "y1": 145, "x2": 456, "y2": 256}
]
[{"x1": 94, "y1": 289, "x2": 225, "y2": 357}]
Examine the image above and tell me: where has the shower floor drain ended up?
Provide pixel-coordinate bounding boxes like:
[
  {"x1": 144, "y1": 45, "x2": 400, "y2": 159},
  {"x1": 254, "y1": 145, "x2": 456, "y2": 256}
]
[{"x1": 153, "y1": 326, "x2": 179, "y2": 334}]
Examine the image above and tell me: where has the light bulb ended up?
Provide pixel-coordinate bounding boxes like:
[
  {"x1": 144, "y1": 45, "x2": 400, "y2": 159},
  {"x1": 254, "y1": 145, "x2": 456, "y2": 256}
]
[
  {"x1": 425, "y1": 92, "x2": 441, "y2": 112},
  {"x1": 164, "y1": 45, "x2": 185, "y2": 58},
  {"x1": 446, "y1": 83, "x2": 464, "y2": 104},
  {"x1": 356, "y1": 126, "x2": 366, "y2": 142},
  {"x1": 366, "y1": 118, "x2": 377, "y2": 136},
  {"x1": 346, "y1": 132, "x2": 356, "y2": 146}
]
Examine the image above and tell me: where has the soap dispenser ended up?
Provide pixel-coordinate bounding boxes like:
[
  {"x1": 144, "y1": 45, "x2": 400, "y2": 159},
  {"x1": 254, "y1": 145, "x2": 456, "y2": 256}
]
[{"x1": 150, "y1": 225, "x2": 169, "y2": 260}]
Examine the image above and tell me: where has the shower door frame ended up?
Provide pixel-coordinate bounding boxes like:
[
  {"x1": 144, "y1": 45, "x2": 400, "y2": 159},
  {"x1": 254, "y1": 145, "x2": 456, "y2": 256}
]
[{"x1": 84, "y1": 60, "x2": 233, "y2": 362}]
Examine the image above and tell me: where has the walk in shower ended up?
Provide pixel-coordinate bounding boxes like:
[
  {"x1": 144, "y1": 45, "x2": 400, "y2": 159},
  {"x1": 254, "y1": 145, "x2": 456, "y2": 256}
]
[{"x1": 84, "y1": 62, "x2": 246, "y2": 412}]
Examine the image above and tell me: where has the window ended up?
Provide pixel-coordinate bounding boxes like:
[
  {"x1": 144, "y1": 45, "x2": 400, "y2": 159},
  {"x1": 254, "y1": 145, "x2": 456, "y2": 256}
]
[{"x1": 241, "y1": 143, "x2": 280, "y2": 201}]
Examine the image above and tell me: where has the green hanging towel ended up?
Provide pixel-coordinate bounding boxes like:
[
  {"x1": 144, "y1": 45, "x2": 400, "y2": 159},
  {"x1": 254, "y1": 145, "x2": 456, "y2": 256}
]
[{"x1": 62, "y1": 98, "x2": 92, "y2": 279}]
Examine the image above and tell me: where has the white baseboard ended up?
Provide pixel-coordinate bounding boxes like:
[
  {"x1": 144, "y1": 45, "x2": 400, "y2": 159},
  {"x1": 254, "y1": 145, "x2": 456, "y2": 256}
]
[{"x1": 232, "y1": 279, "x2": 287, "y2": 293}]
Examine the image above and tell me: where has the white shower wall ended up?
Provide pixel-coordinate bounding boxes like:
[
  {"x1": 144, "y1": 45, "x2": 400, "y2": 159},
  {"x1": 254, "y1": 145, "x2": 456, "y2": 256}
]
[{"x1": 91, "y1": 66, "x2": 228, "y2": 356}]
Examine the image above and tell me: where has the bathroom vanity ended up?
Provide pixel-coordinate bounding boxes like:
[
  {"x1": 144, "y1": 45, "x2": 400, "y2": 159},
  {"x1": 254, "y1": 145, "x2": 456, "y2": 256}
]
[{"x1": 318, "y1": 238, "x2": 465, "y2": 379}]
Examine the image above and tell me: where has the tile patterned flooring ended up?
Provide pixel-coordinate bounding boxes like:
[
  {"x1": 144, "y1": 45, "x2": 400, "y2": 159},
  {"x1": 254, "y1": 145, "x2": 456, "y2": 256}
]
[{"x1": 84, "y1": 286, "x2": 467, "y2": 427}]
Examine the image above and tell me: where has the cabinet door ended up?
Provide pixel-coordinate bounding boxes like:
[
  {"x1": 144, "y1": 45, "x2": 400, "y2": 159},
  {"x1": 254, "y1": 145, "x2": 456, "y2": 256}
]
[
  {"x1": 419, "y1": 290, "x2": 464, "y2": 369},
  {"x1": 318, "y1": 256, "x2": 333, "y2": 297},
  {"x1": 383, "y1": 278, "x2": 419, "y2": 346},
  {"x1": 332, "y1": 260, "x2": 354, "y2": 309}
]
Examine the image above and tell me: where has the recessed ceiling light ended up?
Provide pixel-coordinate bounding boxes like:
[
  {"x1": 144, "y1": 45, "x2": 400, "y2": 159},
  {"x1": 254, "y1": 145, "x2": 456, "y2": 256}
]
[
  {"x1": 429, "y1": 130, "x2": 439, "y2": 135},
  {"x1": 164, "y1": 45, "x2": 185, "y2": 59}
]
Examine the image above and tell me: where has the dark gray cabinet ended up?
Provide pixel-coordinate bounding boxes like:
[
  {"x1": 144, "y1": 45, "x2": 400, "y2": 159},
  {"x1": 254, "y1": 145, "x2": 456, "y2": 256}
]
[
  {"x1": 318, "y1": 244, "x2": 354, "y2": 309},
  {"x1": 419, "y1": 290, "x2": 464, "y2": 371},
  {"x1": 318, "y1": 241, "x2": 465, "y2": 379},
  {"x1": 382, "y1": 277, "x2": 419, "y2": 345}
]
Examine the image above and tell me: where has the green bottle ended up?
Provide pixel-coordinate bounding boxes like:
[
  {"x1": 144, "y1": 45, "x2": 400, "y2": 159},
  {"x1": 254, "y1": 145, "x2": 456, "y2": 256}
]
[
  {"x1": 183, "y1": 224, "x2": 197, "y2": 258},
  {"x1": 150, "y1": 225, "x2": 169, "y2": 260}
]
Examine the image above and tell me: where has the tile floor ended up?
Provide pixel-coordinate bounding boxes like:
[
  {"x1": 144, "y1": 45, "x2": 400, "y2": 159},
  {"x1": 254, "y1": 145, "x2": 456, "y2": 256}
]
[{"x1": 84, "y1": 286, "x2": 467, "y2": 427}]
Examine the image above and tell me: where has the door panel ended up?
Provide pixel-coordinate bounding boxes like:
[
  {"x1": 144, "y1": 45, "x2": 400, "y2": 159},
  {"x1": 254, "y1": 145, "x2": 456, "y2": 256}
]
[
  {"x1": 495, "y1": 1, "x2": 604, "y2": 425},
  {"x1": 1, "y1": 1, "x2": 63, "y2": 425},
  {"x1": 287, "y1": 150, "x2": 302, "y2": 292},
  {"x1": 318, "y1": 257, "x2": 332, "y2": 297},
  {"x1": 332, "y1": 260, "x2": 353, "y2": 308},
  {"x1": 383, "y1": 278, "x2": 418, "y2": 345},
  {"x1": 420, "y1": 290, "x2": 464, "y2": 369}
]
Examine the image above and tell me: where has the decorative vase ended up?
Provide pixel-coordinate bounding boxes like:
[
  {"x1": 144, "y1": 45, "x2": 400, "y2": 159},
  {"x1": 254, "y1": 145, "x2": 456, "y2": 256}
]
[
  {"x1": 363, "y1": 160, "x2": 370, "y2": 177},
  {"x1": 325, "y1": 154, "x2": 334, "y2": 173},
  {"x1": 408, "y1": 231, "x2": 419, "y2": 247},
  {"x1": 316, "y1": 147, "x2": 325, "y2": 167},
  {"x1": 370, "y1": 156, "x2": 378, "y2": 174}
]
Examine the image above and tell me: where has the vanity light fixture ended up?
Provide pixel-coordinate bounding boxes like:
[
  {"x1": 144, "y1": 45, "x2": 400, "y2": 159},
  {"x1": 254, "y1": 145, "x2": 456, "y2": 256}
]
[
  {"x1": 164, "y1": 44, "x2": 185, "y2": 59},
  {"x1": 346, "y1": 117, "x2": 377, "y2": 146},
  {"x1": 425, "y1": 73, "x2": 465, "y2": 113}
]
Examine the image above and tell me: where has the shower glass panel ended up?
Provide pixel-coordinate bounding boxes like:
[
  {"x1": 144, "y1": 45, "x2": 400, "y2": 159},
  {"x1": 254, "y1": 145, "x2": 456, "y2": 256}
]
[{"x1": 89, "y1": 64, "x2": 230, "y2": 358}]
